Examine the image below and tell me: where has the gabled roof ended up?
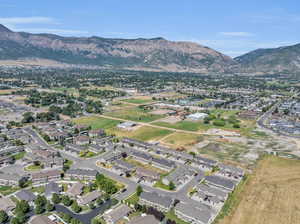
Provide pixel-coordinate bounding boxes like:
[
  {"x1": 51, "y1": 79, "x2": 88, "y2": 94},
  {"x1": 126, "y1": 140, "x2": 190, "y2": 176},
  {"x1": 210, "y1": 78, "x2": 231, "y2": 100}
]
[
  {"x1": 140, "y1": 191, "x2": 173, "y2": 208},
  {"x1": 16, "y1": 189, "x2": 36, "y2": 202}
]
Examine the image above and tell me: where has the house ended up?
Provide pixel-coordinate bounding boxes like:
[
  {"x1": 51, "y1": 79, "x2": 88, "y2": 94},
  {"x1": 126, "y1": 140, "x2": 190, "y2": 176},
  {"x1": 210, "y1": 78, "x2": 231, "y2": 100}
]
[
  {"x1": 103, "y1": 204, "x2": 132, "y2": 224},
  {"x1": 65, "y1": 169, "x2": 98, "y2": 180},
  {"x1": 88, "y1": 129, "x2": 105, "y2": 138},
  {"x1": 135, "y1": 167, "x2": 160, "y2": 184},
  {"x1": 175, "y1": 202, "x2": 213, "y2": 224},
  {"x1": 139, "y1": 191, "x2": 173, "y2": 212},
  {"x1": 15, "y1": 190, "x2": 36, "y2": 202},
  {"x1": 0, "y1": 172, "x2": 26, "y2": 186},
  {"x1": 26, "y1": 148, "x2": 63, "y2": 169},
  {"x1": 115, "y1": 160, "x2": 135, "y2": 172},
  {"x1": 151, "y1": 157, "x2": 176, "y2": 171},
  {"x1": 186, "y1": 112, "x2": 208, "y2": 121},
  {"x1": 217, "y1": 164, "x2": 244, "y2": 180},
  {"x1": 117, "y1": 122, "x2": 137, "y2": 130},
  {"x1": 74, "y1": 135, "x2": 90, "y2": 145},
  {"x1": 45, "y1": 182, "x2": 61, "y2": 198},
  {"x1": 65, "y1": 143, "x2": 85, "y2": 155},
  {"x1": 205, "y1": 175, "x2": 236, "y2": 192},
  {"x1": 128, "y1": 215, "x2": 160, "y2": 224},
  {"x1": 162, "y1": 166, "x2": 195, "y2": 187},
  {"x1": 29, "y1": 215, "x2": 56, "y2": 224},
  {"x1": 78, "y1": 191, "x2": 102, "y2": 205},
  {"x1": 31, "y1": 170, "x2": 61, "y2": 184},
  {"x1": 121, "y1": 138, "x2": 152, "y2": 150},
  {"x1": 0, "y1": 197, "x2": 16, "y2": 213},
  {"x1": 67, "y1": 182, "x2": 84, "y2": 198},
  {"x1": 100, "y1": 151, "x2": 123, "y2": 163}
]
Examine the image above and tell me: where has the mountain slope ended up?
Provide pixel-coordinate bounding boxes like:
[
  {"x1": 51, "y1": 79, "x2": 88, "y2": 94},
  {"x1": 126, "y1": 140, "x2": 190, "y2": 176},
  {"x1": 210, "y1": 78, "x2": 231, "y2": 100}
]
[
  {"x1": 235, "y1": 44, "x2": 300, "y2": 74},
  {"x1": 0, "y1": 24, "x2": 235, "y2": 73}
]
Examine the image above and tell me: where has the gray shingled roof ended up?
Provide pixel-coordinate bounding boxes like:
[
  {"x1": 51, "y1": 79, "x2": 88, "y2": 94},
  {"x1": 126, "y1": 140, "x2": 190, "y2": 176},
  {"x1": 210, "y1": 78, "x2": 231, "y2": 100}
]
[
  {"x1": 16, "y1": 190, "x2": 36, "y2": 202},
  {"x1": 175, "y1": 202, "x2": 212, "y2": 224},
  {"x1": 65, "y1": 169, "x2": 98, "y2": 177},
  {"x1": 140, "y1": 191, "x2": 173, "y2": 208},
  {"x1": 205, "y1": 175, "x2": 236, "y2": 191},
  {"x1": 45, "y1": 182, "x2": 61, "y2": 197}
]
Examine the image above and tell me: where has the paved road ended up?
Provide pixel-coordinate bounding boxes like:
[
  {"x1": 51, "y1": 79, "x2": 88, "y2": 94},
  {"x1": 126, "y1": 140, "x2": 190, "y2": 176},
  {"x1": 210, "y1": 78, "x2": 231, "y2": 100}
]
[{"x1": 27, "y1": 127, "x2": 207, "y2": 208}]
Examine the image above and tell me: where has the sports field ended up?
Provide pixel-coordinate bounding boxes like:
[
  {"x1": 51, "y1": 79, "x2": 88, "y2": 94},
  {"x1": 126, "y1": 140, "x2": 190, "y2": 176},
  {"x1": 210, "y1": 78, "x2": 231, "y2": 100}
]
[
  {"x1": 73, "y1": 116, "x2": 121, "y2": 130},
  {"x1": 218, "y1": 156, "x2": 300, "y2": 224},
  {"x1": 104, "y1": 107, "x2": 165, "y2": 123}
]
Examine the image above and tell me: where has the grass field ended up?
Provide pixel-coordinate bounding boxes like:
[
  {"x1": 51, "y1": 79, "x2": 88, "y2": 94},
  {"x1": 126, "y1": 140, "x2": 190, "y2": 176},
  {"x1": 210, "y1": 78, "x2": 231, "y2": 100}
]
[
  {"x1": 108, "y1": 125, "x2": 173, "y2": 142},
  {"x1": 73, "y1": 116, "x2": 121, "y2": 130},
  {"x1": 162, "y1": 132, "x2": 203, "y2": 147},
  {"x1": 105, "y1": 107, "x2": 164, "y2": 123},
  {"x1": 122, "y1": 97, "x2": 154, "y2": 104},
  {"x1": 218, "y1": 156, "x2": 300, "y2": 224},
  {"x1": 153, "y1": 120, "x2": 206, "y2": 132}
]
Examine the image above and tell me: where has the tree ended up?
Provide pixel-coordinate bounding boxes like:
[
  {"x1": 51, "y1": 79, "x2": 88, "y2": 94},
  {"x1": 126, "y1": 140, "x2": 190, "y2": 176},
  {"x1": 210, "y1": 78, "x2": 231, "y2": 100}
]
[
  {"x1": 22, "y1": 112, "x2": 35, "y2": 123},
  {"x1": 168, "y1": 181, "x2": 176, "y2": 190},
  {"x1": 0, "y1": 210, "x2": 8, "y2": 223},
  {"x1": 18, "y1": 178, "x2": 28, "y2": 188},
  {"x1": 35, "y1": 195, "x2": 47, "y2": 207},
  {"x1": 62, "y1": 195, "x2": 72, "y2": 207},
  {"x1": 71, "y1": 218, "x2": 82, "y2": 224},
  {"x1": 91, "y1": 218, "x2": 102, "y2": 224},
  {"x1": 71, "y1": 201, "x2": 81, "y2": 213},
  {"x1": 35, "y1": 204, "x2": 44, "y2": 214},
  {"x1": 89, "y1": 203, "x2": 95, "y2": 209},
  {"x1": 52, "y1": 193, "x2": 61, "y2": 204},
  {"x1": 62, "y1": 213, "x2": 72, "y2": 223},
  {"x1": 96, "y1": 198, "x2": 103, "y2": 205},
  {"x1": 15, "y1": 200, "x2": 29, "y2": 214},
  {"x1": 46, "y1": 201, "x2": 54, "y2": 211},
  {"x1": 136, "y1": 185, "x2": 143, "y2": 196},
  {"x1": 10, "y1": 217, "x2": 19, "y2": 224}
]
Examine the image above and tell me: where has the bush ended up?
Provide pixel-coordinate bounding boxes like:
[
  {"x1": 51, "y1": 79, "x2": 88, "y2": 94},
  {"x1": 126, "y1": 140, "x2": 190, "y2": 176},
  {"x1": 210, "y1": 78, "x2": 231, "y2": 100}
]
[{"x1": 213, "y1": 120, "x2": 226, "y2": 127}]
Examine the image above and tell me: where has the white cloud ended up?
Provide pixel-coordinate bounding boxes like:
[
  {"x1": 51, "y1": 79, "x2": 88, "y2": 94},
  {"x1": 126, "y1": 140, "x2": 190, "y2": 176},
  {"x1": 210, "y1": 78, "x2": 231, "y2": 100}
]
[
  {"x1": 0, "y1": 17, "x2": 57, "y2": 26},
  {"x1": 218, "y1": 32, "x2": 254, "y2": 37}
]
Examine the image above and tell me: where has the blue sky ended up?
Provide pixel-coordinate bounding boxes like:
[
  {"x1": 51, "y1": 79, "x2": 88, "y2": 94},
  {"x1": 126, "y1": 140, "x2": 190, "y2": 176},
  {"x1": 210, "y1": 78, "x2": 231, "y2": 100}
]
[{"x1": 0, "y1": 0, "x2": 299, "y2": 57}]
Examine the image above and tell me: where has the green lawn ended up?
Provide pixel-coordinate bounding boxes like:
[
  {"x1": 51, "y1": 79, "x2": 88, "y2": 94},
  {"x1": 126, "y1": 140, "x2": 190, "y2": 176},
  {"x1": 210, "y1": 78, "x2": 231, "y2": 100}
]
[
  {"x1": 105, "y1": 107, "x2": 164, "y2": 123},
  {"x1": 165, "y1": 209, "x2": 190, "y2": 224},
  {"x1": 122, "y1": 98, "x2": 154, "y2": 104},
  {"x1": 125, "y1": 192, "x2": 139, "y2": 205},
  {"x1": 31, "y1": 186, "x2": 45, "y2": 194},
  {"x1": 153, "y1": 120, "x2": 206, "y2": 131},
  {"x1": 73, "y1": 116, "x2": 121, "y2": 130},
  {"x1": 13, "y1": 151, "x2": 26, "y2": 160},
  {"x1": 0, "y1": 186, "x2": 20, "y2": 196},
  {"x1": 25, "y1": 164, "x2": 42, "y2": 171}
]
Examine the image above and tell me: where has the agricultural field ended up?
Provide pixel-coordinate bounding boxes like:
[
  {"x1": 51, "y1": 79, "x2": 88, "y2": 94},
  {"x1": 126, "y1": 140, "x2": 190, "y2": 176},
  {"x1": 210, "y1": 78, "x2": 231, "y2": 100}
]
[
  {"x1": 218, "y1": 156, "x2": 300, "y2": 224},
  {"x1": 104, "y1": 107, "x2": 165, "y2": 122},
  {"x1": 73, "y1": 116, "x2": 121, "y2": 130},
  {"x1": 107, "y1": 125, "x2": 173, "y2": 142}
]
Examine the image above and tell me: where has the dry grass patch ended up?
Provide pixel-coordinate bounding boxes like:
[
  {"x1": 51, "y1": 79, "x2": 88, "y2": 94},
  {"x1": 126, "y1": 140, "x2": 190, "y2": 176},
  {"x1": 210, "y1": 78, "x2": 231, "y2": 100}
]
[
  {"x1": 218, "y1": 156, "x2": 300, "y2": 224},
  {"x1": 162, "y1": 132, "x2": 203, "y2": 148}
]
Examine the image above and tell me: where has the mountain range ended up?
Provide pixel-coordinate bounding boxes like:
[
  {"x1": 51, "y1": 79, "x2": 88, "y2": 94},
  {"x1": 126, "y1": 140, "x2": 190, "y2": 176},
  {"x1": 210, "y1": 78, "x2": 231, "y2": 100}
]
[{"x1": 0, "y1": 24, "x2": 299, "y2": 74}]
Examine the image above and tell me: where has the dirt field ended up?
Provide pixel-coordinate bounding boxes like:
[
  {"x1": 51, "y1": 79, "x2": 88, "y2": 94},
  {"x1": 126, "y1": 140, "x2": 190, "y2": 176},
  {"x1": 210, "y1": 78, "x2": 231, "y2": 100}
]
[{"x1": 219, "y1": 156, "x2": 300, "y2": 224}]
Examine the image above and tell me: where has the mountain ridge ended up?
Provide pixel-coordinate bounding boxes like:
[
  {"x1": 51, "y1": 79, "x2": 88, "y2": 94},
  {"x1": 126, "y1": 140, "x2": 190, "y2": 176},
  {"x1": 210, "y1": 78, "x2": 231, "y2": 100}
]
[
  {"x1": 0, "y1": 24, "x2": 299, "y2": 74},
  {"x1": 0, "y1": 24, "x2": 236, "y2": 73}
]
